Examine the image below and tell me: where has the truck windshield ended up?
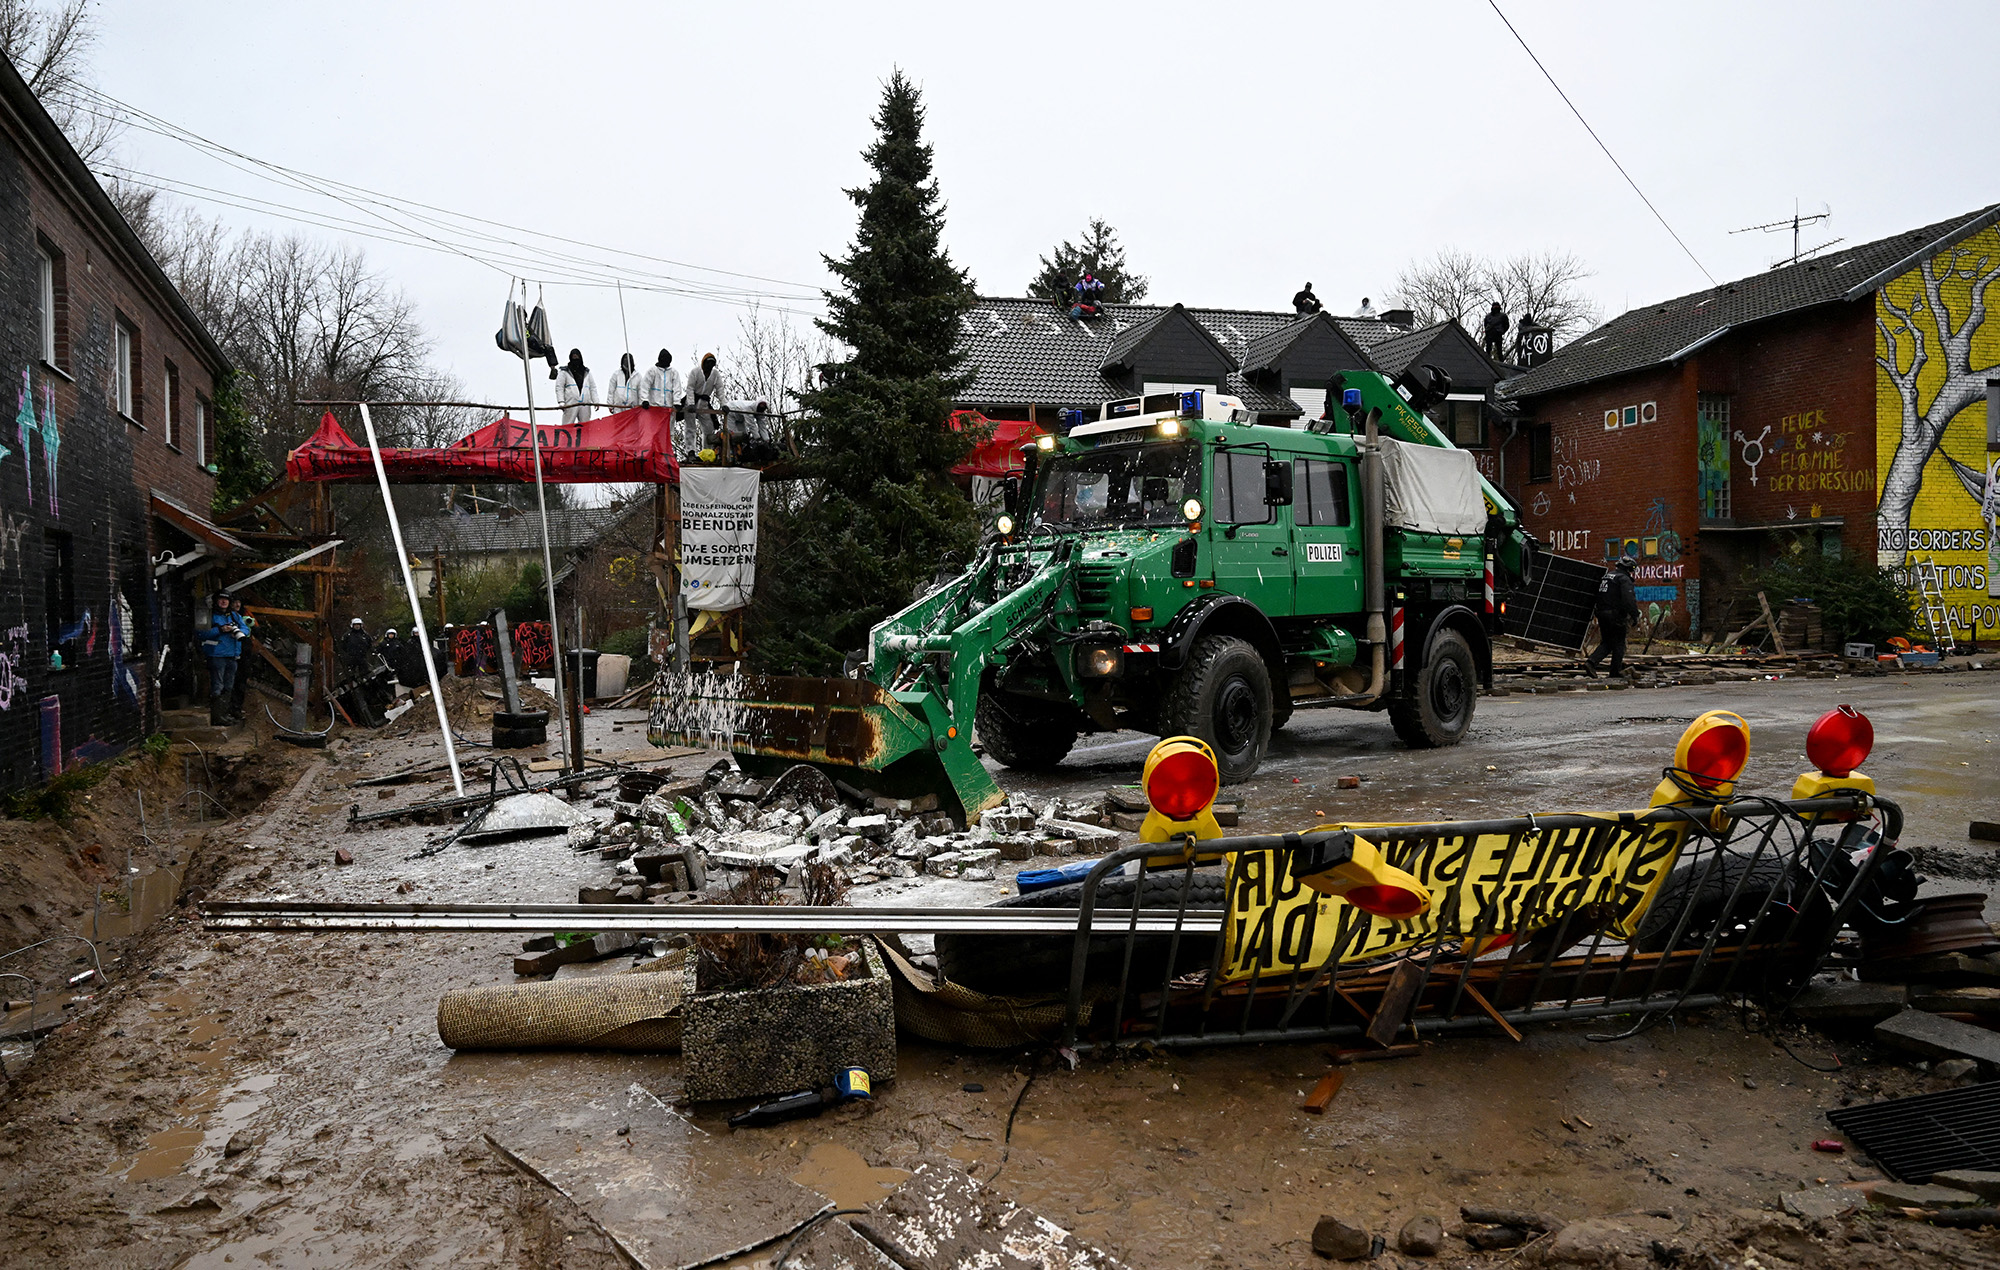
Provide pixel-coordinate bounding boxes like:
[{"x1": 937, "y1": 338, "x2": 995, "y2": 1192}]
[{"x1": 1034, "y1": 442, "x2": 1197, "y2": 529}]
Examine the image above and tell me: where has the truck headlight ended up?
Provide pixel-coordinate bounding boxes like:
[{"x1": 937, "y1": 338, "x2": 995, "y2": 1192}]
[
  {"x1": 1182, "y1": 498, "x2": 1202, "y2": 521},
  {"x1": 995, "y1": 514, "x2": 1015, "y2": 536},
  {"x1": 1078, "y1": 645, "x2": 1124, "y2": 678}
]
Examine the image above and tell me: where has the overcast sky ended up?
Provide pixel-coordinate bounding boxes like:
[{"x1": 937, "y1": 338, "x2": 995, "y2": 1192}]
[{"x1": 88, "y1": 0, "x2": 1998, "y2": 422}]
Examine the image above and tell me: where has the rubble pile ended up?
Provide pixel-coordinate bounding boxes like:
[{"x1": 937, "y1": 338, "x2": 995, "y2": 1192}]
[{"x1": 561, "y1": 761, "x2": 1147, "y2": 905}]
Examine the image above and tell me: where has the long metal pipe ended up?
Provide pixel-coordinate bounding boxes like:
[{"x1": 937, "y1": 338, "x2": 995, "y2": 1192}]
[
  {"x1": 513, "y1": 283, "x2": 570, "y2": 770},
  {"x1": 1354, "y1": 407, "x2": 1389, "y2": 706},
  {"x1": 357, "y1": 403, "x2": 464, "y2": 796},
  {"x1": 201, "y1": 901, "x2": 1221, "y2": 936}
]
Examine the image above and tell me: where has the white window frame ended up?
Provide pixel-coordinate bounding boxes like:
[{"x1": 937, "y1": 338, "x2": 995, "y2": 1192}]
[
  {"x1": 162, "y1": 362, "x2": 177, "y2": 447},
  {"x1": 115, "y1": 321, "x2": 134, "y2": 419},
  {"x1": 36, "y1": 246, "x2": 55, "y2": 366},
  {"x1": 194, "y1": 397, "x2": 208, "y2": 467}
]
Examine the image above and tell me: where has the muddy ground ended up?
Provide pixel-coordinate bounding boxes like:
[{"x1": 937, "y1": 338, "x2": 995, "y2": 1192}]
[{"x1": 1, "y1": 670, "x2": 1997, "y2": 1268}]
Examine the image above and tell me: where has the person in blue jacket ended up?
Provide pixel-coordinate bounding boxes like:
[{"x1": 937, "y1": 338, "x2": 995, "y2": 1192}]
[{"x1": 207, "y1": 595, "x2": 244, "y2": 725}]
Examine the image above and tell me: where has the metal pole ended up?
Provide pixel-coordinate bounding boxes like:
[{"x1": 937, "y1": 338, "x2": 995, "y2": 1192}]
[
  {"x1": 514, "y1": 283, "x2": 570, "y2": 770},
  {"x1": 356, "y1": 402, "x2": 464, "y2": 797}
]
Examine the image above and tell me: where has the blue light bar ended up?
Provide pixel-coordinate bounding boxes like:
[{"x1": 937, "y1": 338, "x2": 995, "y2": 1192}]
[
  {"x1": 1179, "y1": 390, "x2": 1203, "y2": 417},
  {"x1": 1342, "y1": 388, "x2": 1362, "y2": 408},
  {"x1": 1057, "y1": 407, "x2": 1086, "y2": 428}
]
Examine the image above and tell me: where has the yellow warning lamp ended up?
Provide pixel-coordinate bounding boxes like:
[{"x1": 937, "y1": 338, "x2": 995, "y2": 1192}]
[
  {"x1": 1650, "y1": 710, "x2": 1751, "y2": 811},
  {"x1": 1791, "y1": 704, "x2": 1876, "y2": 803},
  {"x1": 1138, "y1": 736, "x2": 1224, "y2": 843},
  {"x1": 1293, "y1": 831, "x2": 1434, "y2": 920}
]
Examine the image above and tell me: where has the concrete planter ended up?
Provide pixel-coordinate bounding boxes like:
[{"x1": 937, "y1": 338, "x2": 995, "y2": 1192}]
[{"x1": 680, "y1": 942, "x2": 896, "y2": 1102}]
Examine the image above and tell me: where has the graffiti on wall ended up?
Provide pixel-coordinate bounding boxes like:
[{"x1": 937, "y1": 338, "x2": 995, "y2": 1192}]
[
  {"x1": 13, "y1": 369, "x2": 60, "y2": 516},
  {"x1": 513, "y1": 619, "x2": 553, "y2": 673},
  {"x1": 1876, "y1": 225, "x2": 2000, "y2": 635},
  {"x1": 1697, "y1": 409, "x2": 1730, "y2": 519},
  {"x1": 0, "y1": 625, "x2": 30, "y2": 710}
]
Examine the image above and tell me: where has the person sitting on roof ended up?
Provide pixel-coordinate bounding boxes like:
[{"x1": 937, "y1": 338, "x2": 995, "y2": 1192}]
[
  {"x1": 556, "y1": 349, "x2": 598, "y2": 425},
  {"x1": 1292, "y1": 282, "x2": 1322, "y2": 316},
  {"x1": 1068, "y1": 271, "x2": 1106, "y2": 319},
  {"x1": 1353, "y1": 296, "x2": 1377, "y2": 319}
]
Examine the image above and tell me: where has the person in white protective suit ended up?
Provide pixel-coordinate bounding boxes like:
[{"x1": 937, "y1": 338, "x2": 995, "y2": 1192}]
[
  {"x1": 722, "y1": 399, "x2": 779, "y2": 448},
  {"x1": 638, "y1": 348, "x2": 680, "y2": 407},
  {"x1": 679, "y1": 352, "x2": 726, "y2": 446},
  {"x1": 605, "y1": 352, "x2": 641, "y2": 409},
  {"x1": 556, "y1": 348, "x2": 598, "y2": 425}
]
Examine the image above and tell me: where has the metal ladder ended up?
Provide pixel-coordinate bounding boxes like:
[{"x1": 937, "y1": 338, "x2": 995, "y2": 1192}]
[{"x1": 1912, "y1": 558, "x2": 1958, "y2": 656}]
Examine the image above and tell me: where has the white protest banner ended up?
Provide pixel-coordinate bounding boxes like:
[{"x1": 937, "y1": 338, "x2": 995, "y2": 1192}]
[{"x1": 681, "y1": 467, "x2": 759, "y2": 610}]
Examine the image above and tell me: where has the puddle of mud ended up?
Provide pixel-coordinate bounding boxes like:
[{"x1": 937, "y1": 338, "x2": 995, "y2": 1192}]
[
  {"x1": 84, "y1": 862, "x2": 185, "y2": 940},
  {"x1": 789, "y1": 1141, "x2": 911, "y2": 1209}
]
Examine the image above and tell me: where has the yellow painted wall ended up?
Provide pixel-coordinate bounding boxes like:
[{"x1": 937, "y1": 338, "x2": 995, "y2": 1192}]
[{"x1": 1875, "y1": 223, "x2": 2000, "y2": 642}]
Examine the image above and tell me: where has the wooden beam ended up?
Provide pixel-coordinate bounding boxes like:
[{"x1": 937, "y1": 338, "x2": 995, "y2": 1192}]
[
  {"x1": 1300, "y1": 1068, "x2": 1346, "y2": 1114},
  {"x1": 1459, "y1": 979, "x2": 1524, "y2": 1043},
  {"x1": 1365, "y1": 961, "x2": 1425, "y2": 1048},
  {"x1": 240, "y1": 606, "x2": 319, "y2": 621}
]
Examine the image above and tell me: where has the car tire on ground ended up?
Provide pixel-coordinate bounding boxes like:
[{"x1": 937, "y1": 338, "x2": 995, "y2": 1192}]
[
  {"x1": 494, "y1": 709, "x2": 550, "y2": 730},
  {"x1": 1166, "y1": 635, "x2": 1272, "y2": 783},
  {"x1": 934, "y1": 871, "x2": 1227, "y2": 997},
  {"x1": 1632, "y1": 852, "x2": 1833, "y2": 959},
  {"x1": 1387, "y1": 628, "x2": 1476, "y2": 749},
  {"x1": 491, "y1": 725, "x2": 548, "y2": 749},
  {"x1": 975, "y1": 693, "x2": 1079, "y2": 770}
]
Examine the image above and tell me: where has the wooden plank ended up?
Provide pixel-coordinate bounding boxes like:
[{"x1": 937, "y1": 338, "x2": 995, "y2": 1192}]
[
  {"x1": 1460, "y1": 979, "x2": 1524, "y2": 1043},
  {"x1": 1366, "y1": 961, "x2": 1425, "y2": 1047},
  {"x1": 1760, "y1": 591, "x2": 1787, "y2": 656},
  {"x1": 1300, "y1": 1068, "x2": 1346, "y2": 1114},
  {"x1": 240, "y1": 605, "x2": 319, "y2": 621},
  {"x1": 1328, "y1": 1043, "x2": 1423, "y2": 1064}
]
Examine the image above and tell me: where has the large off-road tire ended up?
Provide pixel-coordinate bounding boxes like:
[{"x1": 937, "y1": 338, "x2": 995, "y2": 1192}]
[
  {"x1": 1167, "y1": 636, "x2": 1272, "y2": 783},
  {"x1": 975, "y1": 693, "x2": 1079, "y2": 771},
  {"x1": 934, "y1": 871, "x2": 1227, "y2": 996},
  {"x1": 1633, "y1": 853, "x2": 1832, "y2": 956},
  {"x1": 1387, "y1": 628, "x2": 1476, "y2": 748}
]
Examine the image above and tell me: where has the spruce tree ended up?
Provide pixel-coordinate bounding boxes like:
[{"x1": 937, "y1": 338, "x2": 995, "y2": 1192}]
[
  {"x1": 1031, "y1": 219, "x2": 1149, "y2": 306},
  {"x1": 755, "y1": 70, "x2": 981, "y2": 672}
]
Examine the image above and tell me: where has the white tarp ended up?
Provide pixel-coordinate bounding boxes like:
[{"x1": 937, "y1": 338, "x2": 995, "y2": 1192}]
[
  {"x1": 681, "y1": 467, "x2": 759, "y2": 611},
  {"x1": 1381, "y1": 438, "x2": 1487, "y2": 536}
]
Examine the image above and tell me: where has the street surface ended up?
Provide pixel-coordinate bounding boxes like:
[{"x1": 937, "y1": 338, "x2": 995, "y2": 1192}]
[{"x1": 0, "y1": 670, "x2": 1994, "y2": 1267}]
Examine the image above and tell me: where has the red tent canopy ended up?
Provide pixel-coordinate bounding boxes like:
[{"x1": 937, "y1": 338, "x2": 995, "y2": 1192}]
[
  {"x1": 949, "y1": 411, "x2": 1045, "y2": 479},
  {"x1": 287, "y1": 407, "x2": 682, "y2": 485}
]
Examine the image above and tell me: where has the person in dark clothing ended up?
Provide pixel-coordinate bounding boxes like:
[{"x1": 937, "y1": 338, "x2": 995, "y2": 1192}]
[
  {"x1": 1481, "y1": 301, "x2": 1510, "y2": 360},
  {"x1": 1585, "y1": 555, "x2": 1641, "y2": 677},
  {"x1": 340, "y1": 617, "x2": 373, "y2": 674},
  {"x1": 378, "y1": 628, "x2": 407, "y2": 685},
  {"x1": 1292, "y1": 282, "x2": 1322, "y2": 316}
]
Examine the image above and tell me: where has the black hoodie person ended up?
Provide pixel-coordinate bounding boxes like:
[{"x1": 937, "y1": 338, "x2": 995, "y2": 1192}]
[{"x1": 556, "y1": 349, "x2": 597, "y2": 424}]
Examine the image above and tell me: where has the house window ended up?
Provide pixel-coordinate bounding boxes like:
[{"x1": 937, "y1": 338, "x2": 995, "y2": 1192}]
[
  {"x1": 45, "y1": 530, "x2": 75, "y2": 669},
  {"x1": 115, "y1": 317, "x2": 137, "y2": 421},
  {"x1": 163, "y1": 361, "x2": 180, "y2": 448},
  {"x1": 1697, "y1": 393, "x2": 1731, "y2": 521},
  {"x1": 37, "y1": 245, "x2": 55, "y2": 365},
  {"x1": 1529, "y1": 424, "x2": 1553, "y2": 483},
  {"x1": 36, "y1": 236, "x2": 67, "y2": 371},
  {"x1": 195, "y1": 396, "x2": 210, "y2": 467},
  {"x1": 1439, "y1": 397, "x2": 1486, "y2": 448}
]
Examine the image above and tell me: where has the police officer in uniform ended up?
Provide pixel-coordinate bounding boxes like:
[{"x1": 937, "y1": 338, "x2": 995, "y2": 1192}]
[{"x1": 1585, "y1": 554, "x2": 1641, "y2": 677}]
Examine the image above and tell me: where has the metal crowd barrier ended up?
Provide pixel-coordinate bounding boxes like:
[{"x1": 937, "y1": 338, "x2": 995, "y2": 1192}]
[{"x1": 1053, "y1": 793, "x2": 1892, "y2": 1051}]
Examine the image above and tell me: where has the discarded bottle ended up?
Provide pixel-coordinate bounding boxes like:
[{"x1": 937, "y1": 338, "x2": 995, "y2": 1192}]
[{"x1": 728, "y1": 1068, "x2": 873, "y2": 1129}]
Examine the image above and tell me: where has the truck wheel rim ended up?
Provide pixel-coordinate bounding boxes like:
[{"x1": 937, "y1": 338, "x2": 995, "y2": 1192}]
[
  {"x1": 1433, "y1": 659, "x2": 1469, "y2": 723},
  {"x1": 1215, "y1": 677, "x2": 1260, "y2": 753}
]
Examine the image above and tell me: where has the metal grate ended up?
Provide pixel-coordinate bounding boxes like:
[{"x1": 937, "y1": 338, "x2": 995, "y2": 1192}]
[
  {"x1": 1074, "y1": 563, "x2": 1119, "y2": 618},
  {"x1": 1828, "y1": 1082, "x2": 2000, "y2": 1182}
]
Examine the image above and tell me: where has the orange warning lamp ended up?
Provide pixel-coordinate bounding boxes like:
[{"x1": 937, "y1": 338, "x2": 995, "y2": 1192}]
[
  {"x1": 1139, "y1": 736, "x2": 1224, "y2": 842},
  {"x1": 1792, "y1": 705, "x2": 1876, "y2": 801},
  {"x1": 1650, "y1": 710, "x2": 1751, "y2": 810},
  {"x1": 1293, "y1": 831, "x2": 1435, "y2": 919}
]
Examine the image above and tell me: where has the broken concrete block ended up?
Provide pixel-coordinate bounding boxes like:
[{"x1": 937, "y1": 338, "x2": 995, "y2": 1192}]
[
  {"x1": 613, "y1": 884, "x2": 646, "y2": 903},
  {"x1": 980, "y1": 808, "x2": 1036, "y2": 835},
  {"x1": 847, "y1": 814, "x2": 891, "y2": 840},
  {"x1": 1912, "y1": 986, "x2": 2000, "y2": 1017},
  {"x1": 1930, "y1": 1170, "x2": 2000, "y2": 1201},
  {"x1": 1105, "y1": 786, "x2": 1148, "y2": 813},
  {"x1": 1875, "y1": 1008, "x2": 2000, "y2": 1066},
  {"x1": 1311, "y1": 1215, "x2": 1372, "y2": 1260},
  {"x1": 1936, "y1": 1057, "x2": 1980, "y2": 1081},
  {"x1": 893, "y1": 838, "x2": 944, "y2": 862},
  {"x1": 873, "y1": 793, "x2": 938, "y2": 813},
  {"x1": 926, "y1": 848, "x2": 1001, "y2": 878},
  {"x1": 991, "y1": 837, "x2": 1037, "y2": 863},
  {"x1": 1110, "y1": 811, "x2": 1147, "y2": 832},
  {"x1": 884, "y1": 860, "x2": 918, "y2": 879},
  {"x1": 1337, "y1": 775, "x2": 1361, "y2": 789},
  {"x1": 1397, "y1": 1214, "x2": 1442, "y2": 1256},
  {"x1": 1791, "y1": 980, "x2": 1908, "y2": 1022},
  {"x1": 1212, "y1": 803, "x2": 1240, "y2": 827},
  {"x1": 1037, "y1": 817, "x2": 1119, "y2": 845},
  {"x1": 578, "y1": 884, "x2": 620, "y2": 905},
  {"x1": 1873, "y1": 1181, "x2": 1984, "y2": 1209},
  {"x1": 1040, "y1": 837, "x2": 1081, "y2": 858},
  {"x1": 1782, "y1": 1188, "x2": 1863, "y2": 1220},
  {"x1": 713, "y1": 777, "x2": 767, "y2": 801},
  {"x1": 1861, "y1": 953, "x2": 2000, "y2": 985},
  {"x1": 334, "y1": 847, "x2": 354, "y2": 866}
]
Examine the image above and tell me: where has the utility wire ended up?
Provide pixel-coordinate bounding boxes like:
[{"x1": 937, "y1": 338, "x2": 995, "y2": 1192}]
[
  {"x1": 57, "y1": 83, "x2": 825, "y2": 299},
  {"x1": 1485, "y1": 0, "x2": 1714, "y2": 285}
]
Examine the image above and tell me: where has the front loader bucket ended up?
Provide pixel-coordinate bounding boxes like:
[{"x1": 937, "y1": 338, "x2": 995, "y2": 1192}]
[{"x1": 649, "y1": 671, "x2": 1003, "y2": 826}]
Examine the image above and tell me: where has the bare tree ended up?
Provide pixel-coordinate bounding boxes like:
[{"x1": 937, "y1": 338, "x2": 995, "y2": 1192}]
[
  {"x1": 0, "y1": 0, "x2": 118, "y2": 162},
  {"x1": 728, "y1": 303, "x2": 831, "y2": 414},
  {"x1": 1875, "y1": 243, "x2": 2000, "y2": 565},
  {"x1": 1390, "y1": 249, "x2": 1601, "y2": 347}
]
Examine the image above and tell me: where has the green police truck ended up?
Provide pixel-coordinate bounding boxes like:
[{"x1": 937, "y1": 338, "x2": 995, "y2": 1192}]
[{"x1": 656, "y1": 367, "x2": 1553, "y2": 823}]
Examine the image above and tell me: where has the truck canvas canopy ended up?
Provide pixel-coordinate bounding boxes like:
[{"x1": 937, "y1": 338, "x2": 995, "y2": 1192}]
[{"x1": 1380, "y1": 438, "x2": 1486, "y2": 536}]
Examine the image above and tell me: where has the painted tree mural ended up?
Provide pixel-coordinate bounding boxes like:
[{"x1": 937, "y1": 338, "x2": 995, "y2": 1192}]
[{"x1": 1875, "y1": 231, "x2": 2000, "y2": 566}]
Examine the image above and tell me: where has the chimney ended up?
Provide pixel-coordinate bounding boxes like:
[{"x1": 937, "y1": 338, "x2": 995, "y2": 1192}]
[{"x1": 1376, "y1": 308, "x2": 1415, "y2": 330}]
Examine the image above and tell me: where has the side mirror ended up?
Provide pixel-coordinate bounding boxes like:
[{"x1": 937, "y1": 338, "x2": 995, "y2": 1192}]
[
  {"x1": 1002, "y1": 476, "x2": 1020, "y2": 515},
  {"x1": 1263, "y1": 460, "x2": 1293, "y2": 506}
]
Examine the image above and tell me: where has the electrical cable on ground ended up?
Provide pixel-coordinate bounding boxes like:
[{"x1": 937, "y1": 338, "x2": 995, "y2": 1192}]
[{"x1": 1485, "y1": 0, "x2": 1714, "y2": 285}]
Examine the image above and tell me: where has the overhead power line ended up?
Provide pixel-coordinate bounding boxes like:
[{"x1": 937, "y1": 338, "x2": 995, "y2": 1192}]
[
  {"x1": 1485, "y1": 0, "x2": 1715, "y2": 285},
  {"x1": 54, "y1": 83, "x2": 827, "y2": 314}
]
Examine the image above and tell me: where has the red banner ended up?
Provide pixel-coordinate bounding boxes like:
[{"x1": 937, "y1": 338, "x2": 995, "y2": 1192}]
[
  {"x1": 949, "y1": 411, "x2": 1045, "y2": 479},
  {"x1": 287, "y1": 408, "x2": 681, "y2": 485}
]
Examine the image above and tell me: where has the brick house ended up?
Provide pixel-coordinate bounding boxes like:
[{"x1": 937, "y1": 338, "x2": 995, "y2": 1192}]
[
  {"x1": 1496, "y1": 206, "x2": 2000, "y2": 646},
  {"x1": 0, "y1": 56, "x2": 230, "y2": 785}
]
